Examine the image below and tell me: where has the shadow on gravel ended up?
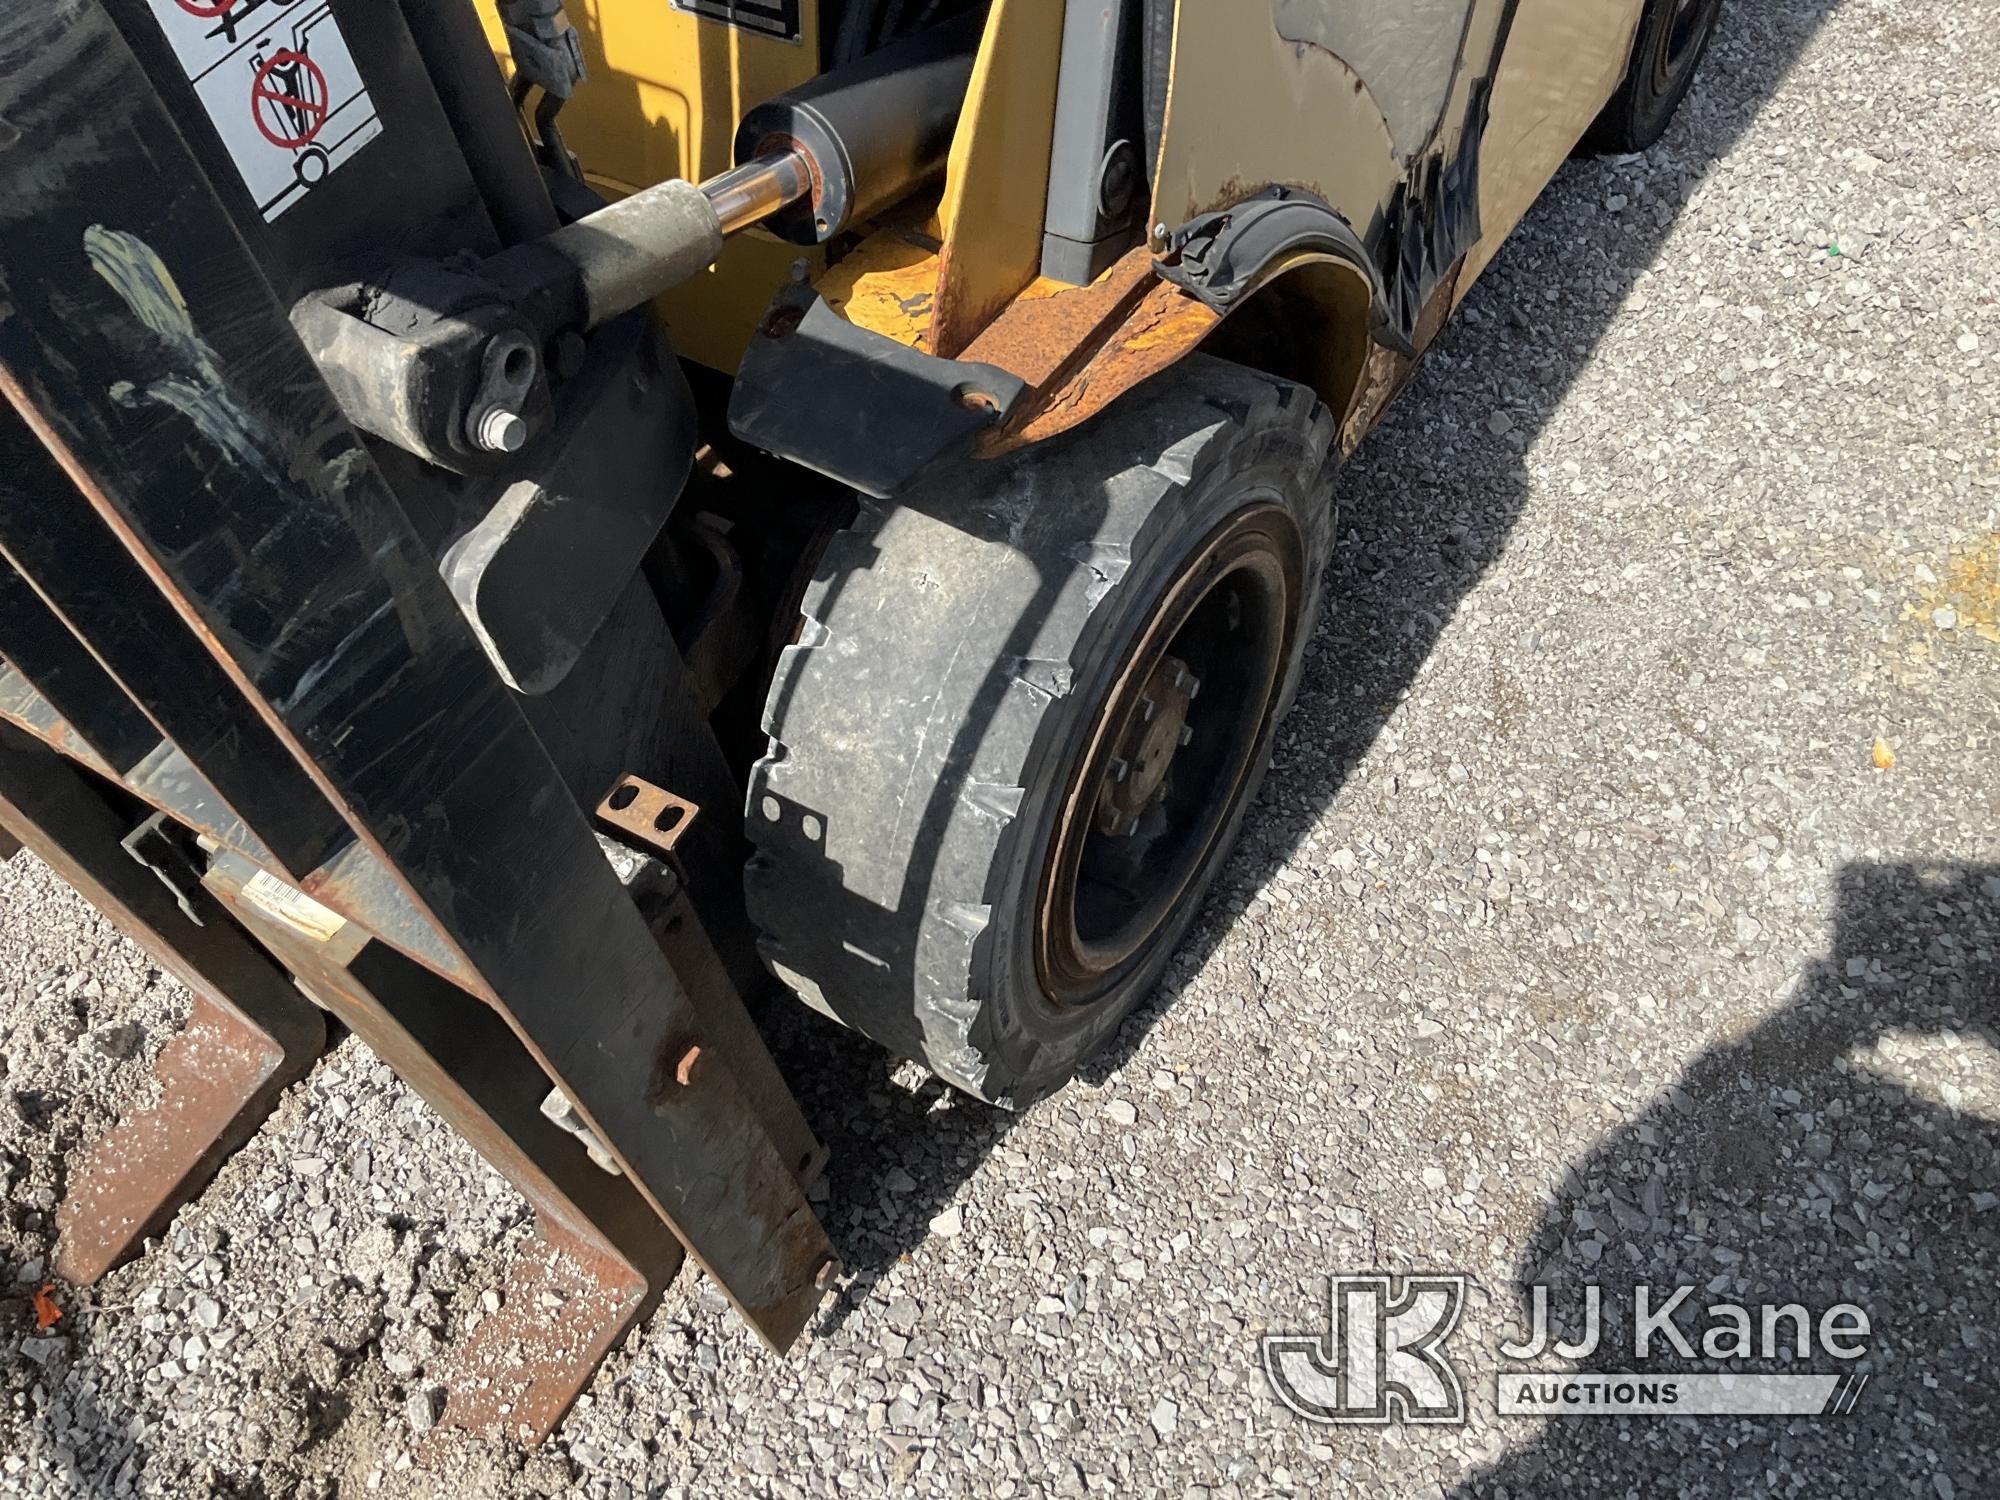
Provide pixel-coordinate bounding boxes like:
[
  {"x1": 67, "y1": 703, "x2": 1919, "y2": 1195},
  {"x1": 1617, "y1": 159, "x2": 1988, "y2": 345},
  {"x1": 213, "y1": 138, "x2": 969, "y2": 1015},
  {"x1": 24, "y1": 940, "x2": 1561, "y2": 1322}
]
[
  {"x1": 1456, "y1": 860, "x2": 2000, "y2": 1496},
  {"x1": 773, "y1": 0, "x2": 1848, "y2": 1304}
]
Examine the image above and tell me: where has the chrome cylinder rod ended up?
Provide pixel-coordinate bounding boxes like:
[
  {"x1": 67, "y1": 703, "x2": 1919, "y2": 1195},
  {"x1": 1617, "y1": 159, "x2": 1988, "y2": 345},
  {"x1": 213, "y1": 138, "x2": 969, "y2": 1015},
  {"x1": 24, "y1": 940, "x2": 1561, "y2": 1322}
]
[
  {"x1": 541, "y1": 150, "x2": 816, "y2": 330},
  {"x1": 704, "y1": 150, "x2": 816, "y2": 237}
]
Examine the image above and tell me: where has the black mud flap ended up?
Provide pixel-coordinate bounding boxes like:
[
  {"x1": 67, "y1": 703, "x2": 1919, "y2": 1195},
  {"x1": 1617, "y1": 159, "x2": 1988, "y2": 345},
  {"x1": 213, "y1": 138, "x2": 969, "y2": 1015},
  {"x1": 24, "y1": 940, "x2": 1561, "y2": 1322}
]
[{"x1": 1155, "y1": 187, "x2": 1408, "y2": 355}]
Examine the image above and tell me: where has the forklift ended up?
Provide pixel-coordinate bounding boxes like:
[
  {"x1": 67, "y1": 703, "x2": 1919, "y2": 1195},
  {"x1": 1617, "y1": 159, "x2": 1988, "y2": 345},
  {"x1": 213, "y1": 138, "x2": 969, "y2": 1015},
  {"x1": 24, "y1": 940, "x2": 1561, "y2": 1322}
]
[{"x1": 0, "y1": 0, "x2": 1720, "y2": 1440}]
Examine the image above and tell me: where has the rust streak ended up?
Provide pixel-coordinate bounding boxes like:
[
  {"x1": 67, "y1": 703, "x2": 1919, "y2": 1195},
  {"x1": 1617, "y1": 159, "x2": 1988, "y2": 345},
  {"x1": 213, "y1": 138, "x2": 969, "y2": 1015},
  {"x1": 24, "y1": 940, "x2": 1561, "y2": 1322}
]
[{"x1": 980, "y1": 279, "x2": 1223, "y2": 455}]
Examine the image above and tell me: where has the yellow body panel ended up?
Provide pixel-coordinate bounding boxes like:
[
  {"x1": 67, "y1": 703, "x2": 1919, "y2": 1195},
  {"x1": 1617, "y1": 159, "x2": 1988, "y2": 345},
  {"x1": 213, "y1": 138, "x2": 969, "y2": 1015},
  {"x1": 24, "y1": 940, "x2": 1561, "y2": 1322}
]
[
  {"x1": 1459, "y1": 0, "x2": 1649, "y2": 293},
  {"x1": 929, "y1": 0, "x2": 1066, "y2": 358},
  {"x1": 1148, "y1": 0, "x2": 1645, "y2": 426},
  {"x1": 1149, "y1": 5, "x2": 1401, "y2": 238},
  {"x1": 470, "y1": 0, "x2": 824, "y2": 372},
  {"x1": 817, "y1": 226, "x2": 943, "y2": 349},
  {"x1": 460, "y1": 1, "x2": 1653, "y2": 436},
  {"x1": 469, "y1": 0, "x2": 819, "y2": 185}
]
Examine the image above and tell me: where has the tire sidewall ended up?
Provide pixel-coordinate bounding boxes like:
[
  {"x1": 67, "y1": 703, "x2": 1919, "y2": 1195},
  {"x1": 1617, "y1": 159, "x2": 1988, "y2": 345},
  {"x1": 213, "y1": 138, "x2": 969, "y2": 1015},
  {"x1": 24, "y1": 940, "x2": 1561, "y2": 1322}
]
[
  {"x1": 1627, "y1": 0, "x2": 1723, "y2": 147},
  {"x1": 967, "y1": 420, "x2": 1330, "y2": 1102}
]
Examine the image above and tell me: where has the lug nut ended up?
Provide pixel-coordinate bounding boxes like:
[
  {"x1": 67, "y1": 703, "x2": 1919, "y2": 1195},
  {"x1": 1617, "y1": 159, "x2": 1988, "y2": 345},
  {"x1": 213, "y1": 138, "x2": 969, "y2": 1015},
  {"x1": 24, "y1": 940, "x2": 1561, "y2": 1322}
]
[
  {"x1": 1178, "y1": 724, "x2": 1194, "y2": 747},
  {"x1": 472, "y1": 405, "x2": 529, "y2": 454},
  {"x1": 1138, "y1": 695, "x2": 1157, "y2": 723},
  {"x1": 1108, "y1": 757, "x2": 1131, "y2": 783}
]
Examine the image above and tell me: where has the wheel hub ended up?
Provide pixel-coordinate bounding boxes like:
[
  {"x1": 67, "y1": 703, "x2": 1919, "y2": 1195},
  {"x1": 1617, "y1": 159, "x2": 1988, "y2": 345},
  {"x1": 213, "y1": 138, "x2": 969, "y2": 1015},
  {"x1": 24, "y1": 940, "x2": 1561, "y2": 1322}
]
[
  {"x1": 1036, "y1": 503, "x2": 1302, "y2": 1008},
  {"x1": 1094, "y1": 655, "x2": 1199, "y2": 838}
]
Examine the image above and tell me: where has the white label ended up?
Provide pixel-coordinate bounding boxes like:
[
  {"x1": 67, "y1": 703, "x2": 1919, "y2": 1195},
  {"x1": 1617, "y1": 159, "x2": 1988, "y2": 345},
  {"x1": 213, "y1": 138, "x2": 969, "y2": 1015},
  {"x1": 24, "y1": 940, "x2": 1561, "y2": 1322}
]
[
  {"x1": 143, "y1": 0, "x2": 382, "y2": 222},
  {"x1": 240, "y1": 868, "x2": 348, "y2": 942}
]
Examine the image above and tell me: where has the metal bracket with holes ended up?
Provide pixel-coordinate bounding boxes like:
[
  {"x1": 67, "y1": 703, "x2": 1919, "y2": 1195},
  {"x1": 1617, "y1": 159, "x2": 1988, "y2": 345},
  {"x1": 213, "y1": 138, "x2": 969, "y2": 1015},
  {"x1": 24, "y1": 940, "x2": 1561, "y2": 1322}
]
[{"x1": 596, "y1": 774, "x2": 701, "y2": 856}]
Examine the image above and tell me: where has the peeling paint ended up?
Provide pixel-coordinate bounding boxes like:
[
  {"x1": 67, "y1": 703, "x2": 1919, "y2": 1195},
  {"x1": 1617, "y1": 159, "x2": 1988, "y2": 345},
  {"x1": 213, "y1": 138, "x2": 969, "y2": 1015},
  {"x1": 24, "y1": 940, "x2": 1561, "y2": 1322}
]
[{"x1": 1272, "y1": 0, "x2": 1476, "y2": 161}]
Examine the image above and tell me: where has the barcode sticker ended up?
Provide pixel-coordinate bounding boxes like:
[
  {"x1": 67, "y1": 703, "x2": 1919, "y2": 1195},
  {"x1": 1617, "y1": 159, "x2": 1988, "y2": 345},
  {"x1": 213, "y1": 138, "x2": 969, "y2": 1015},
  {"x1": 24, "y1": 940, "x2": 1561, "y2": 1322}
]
[{"x1": 240, "y1": 868, "x2": 347, "y2": 942}]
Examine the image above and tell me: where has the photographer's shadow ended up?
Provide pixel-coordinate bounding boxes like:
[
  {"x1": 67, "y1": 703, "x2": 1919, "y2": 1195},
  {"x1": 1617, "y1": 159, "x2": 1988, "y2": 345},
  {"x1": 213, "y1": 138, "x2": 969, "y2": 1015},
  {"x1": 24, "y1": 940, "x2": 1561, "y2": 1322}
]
[{"x1": 1462, "y1": 861, "x2": 2000, "y2": 1496}]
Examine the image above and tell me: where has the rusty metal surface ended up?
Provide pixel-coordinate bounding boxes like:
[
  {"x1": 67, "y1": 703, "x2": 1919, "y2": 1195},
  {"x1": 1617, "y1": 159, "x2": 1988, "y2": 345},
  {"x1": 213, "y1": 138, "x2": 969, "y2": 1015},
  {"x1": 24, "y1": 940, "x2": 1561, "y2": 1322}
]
[
  {"x1": 205, "y1": 860, "x2": 688, "y2": 1443},
  {"x1": 0, "y1": 660, "x2": 473, "y2": 991},
  {"x1": 433, "y1": 1216, "x2": 650, "y2": 1446},
  {"x1": 985, "y1": 281, "x2": 1223, "y2": 454},
  {"x1": 960, "y1": 251, "x2": 1159, "y2": 390},
  {"x1": 0, "y1": 0, "x2": 831, "y2": 1358},
  {"x1": 929, "y1": 0, "x2": 1067, "y2": 358},
  {"x1": 0, "y1": 723, "x2": 324, "y2": 1285},
  {"x1": 951, "y1": 250, "x2": 1224, "y2": 455},
  {"x1": 596, "y1": 775, "x2": 701, "y2": 858},
  {"x1": 55, "y1": 997, "x2": 285, "y2": 1285},
  {"x1": 623, "y1": 860, "x2": 829, "y2": 1193},
  {"x1": 1337, "y1": 260, "x2": 1465, "y2": 453}
]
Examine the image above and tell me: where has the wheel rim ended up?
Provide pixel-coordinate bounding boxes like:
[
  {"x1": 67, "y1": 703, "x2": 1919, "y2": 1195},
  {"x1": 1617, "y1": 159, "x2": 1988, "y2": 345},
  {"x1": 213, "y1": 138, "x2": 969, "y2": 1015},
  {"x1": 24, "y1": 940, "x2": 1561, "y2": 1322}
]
[
  {"x1": 1652, "y1": 0, "x2": 1716, "y2": 94},
  {"x1": 1036, "y1": 503, "x2": 1302, "y2": 1008}
]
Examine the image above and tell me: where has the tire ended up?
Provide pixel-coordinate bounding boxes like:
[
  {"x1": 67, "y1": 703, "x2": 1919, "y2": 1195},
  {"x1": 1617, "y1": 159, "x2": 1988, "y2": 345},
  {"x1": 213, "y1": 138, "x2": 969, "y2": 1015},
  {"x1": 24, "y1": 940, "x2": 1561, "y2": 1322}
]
[
  {"x1": 745, "y1": 357, "x2": 1338, "y2": 1106},
  {"x1": 1582, "y1": 0, "x2": 1722, "y2": 155}
]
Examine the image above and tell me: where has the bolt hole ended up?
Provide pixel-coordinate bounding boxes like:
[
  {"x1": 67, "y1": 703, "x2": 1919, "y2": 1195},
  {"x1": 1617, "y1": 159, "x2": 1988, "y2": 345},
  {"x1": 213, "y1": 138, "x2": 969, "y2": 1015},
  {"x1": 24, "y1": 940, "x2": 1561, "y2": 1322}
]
[
  {"x1": 801, "y1": 813, "x2": 823, "y2": 841},
  {"x1": 654, "y1": 804, "x2": 685, "y2": 834},
  {"x1": 608, "y1": 782, "x2": 639, "y2": 812},
  {"x1": 798, "y1": 1151, "x2": 812, "y2": 1173},
  {"x1": 763, "y1": 304, "x2": 807, "y2": 340},
  {"x1": 761, "y1": 795, "x2": 782, "y2": 822},
  {"x1": 954, "y1": 386, "x2": 1000, "y2": 415},
  {"x1": 501, "y1": 344, "x2": 534, "y2": 383}
]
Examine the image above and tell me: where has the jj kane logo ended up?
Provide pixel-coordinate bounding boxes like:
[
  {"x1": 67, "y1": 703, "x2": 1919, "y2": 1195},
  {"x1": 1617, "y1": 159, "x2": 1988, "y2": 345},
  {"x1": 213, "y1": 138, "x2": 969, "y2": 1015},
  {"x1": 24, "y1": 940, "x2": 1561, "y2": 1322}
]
[
  {"x1": 1262, "y1": 1275, "x2": 1469, "y2": 1424},
  {"x1": 1263, "y1": 1274, "x2": 1873, "y2": 1425}
]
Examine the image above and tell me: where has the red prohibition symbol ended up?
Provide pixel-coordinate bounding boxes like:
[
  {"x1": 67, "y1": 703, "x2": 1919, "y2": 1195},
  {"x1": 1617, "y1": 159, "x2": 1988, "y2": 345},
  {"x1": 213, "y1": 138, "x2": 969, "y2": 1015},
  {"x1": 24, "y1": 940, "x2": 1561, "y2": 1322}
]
[
  {"x1": 173, "y1": 0, "x2": 237, "y2": 17},
  {"x1": 250, "y1": 50, "x2": 330, "y2": 149}
]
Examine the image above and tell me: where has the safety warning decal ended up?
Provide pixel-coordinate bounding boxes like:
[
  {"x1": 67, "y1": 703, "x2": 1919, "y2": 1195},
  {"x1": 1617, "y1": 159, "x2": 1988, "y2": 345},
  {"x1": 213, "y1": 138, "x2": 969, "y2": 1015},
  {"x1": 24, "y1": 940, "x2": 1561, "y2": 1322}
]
[{"x1": 144, "y1": 0, "x2": 381, "y2": 223}]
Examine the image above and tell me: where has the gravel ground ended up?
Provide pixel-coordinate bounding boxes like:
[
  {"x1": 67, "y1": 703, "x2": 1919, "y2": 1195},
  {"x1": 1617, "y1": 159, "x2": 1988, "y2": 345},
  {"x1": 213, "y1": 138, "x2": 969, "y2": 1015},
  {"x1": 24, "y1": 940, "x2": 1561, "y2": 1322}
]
[{"x1": 5, "y1": 0, "x2": 1999, "y2": 1494}]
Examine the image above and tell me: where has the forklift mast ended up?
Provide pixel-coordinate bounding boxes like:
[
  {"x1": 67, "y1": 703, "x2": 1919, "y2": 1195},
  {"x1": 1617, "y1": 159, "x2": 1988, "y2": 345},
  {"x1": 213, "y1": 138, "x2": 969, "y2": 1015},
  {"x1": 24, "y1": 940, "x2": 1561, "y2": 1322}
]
[{"x1": 0, "y1": 0, "x2": 837, "y2": 1442}]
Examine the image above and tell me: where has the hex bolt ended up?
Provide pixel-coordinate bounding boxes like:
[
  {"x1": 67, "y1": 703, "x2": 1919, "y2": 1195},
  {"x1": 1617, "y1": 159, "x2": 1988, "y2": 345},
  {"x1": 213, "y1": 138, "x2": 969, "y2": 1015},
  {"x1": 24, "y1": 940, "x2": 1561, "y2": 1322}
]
[
  {"x1": 1178, "y1": 724, "x2": 1194, "y2": 748},
  {"x1": 1138, "y1": 695, "x2": 1157, "y2": 723},
  {"x1": 1108, "y1": 757, "x2": 1132, "y2": 783},
  {"x1": 1109, "y1": 810, "x2": 1141, "y2": 837},
  {"x1": 471, "y1": 405, "x2": 529, "y2": 454}
]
